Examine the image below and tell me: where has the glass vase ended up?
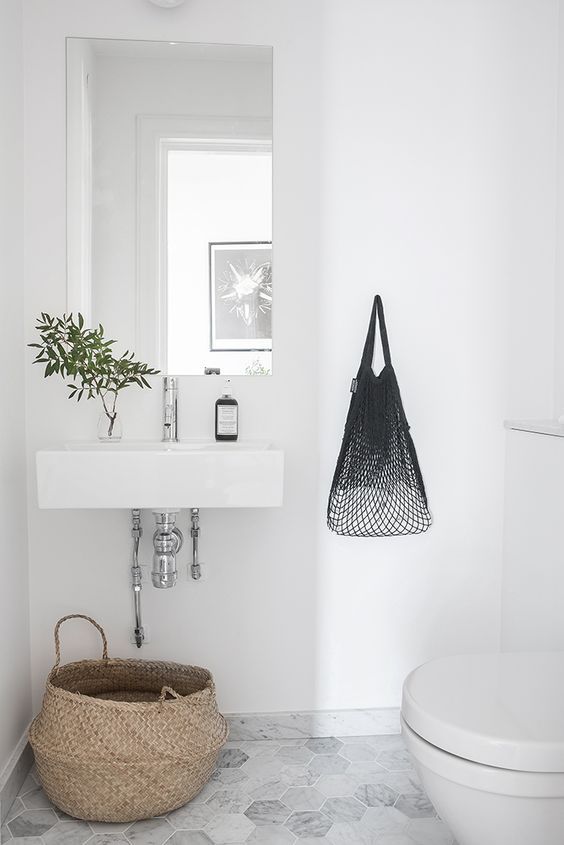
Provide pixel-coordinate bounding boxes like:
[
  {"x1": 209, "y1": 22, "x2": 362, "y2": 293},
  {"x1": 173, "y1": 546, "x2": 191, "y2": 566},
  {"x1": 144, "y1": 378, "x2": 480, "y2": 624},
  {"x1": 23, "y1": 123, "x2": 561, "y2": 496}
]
[{"x1": 97, "y1": 412, "x2": 122, "y2": 441}]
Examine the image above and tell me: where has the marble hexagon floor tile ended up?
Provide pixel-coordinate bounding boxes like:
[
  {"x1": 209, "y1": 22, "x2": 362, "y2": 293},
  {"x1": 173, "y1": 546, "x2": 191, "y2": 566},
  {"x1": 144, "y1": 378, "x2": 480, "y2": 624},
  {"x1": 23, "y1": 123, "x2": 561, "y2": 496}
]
[
  {"x1": 167, "y1": 803, "x2": 215, "y2": 830},
  {"x1": 3, "y1": 837, "x2": 43, "y2": 845},
  {"x1": 8, "y1": 808, "x2": 58, "y2": 838},
  {"x1": 377, "y1": 748, "x2": 414, "y2": 772},
  {"x1": 360, "y1": 806, "x2": 410, "y2": 837},
  {"x1": 204, "y1": 812, "x2": 255, "y2": 844},
  {"x1": 407, "y1": 818, "x2": 456, "y2": 845},
  {"x1": 244, "y1": 800, "x2": 291, "y2": 826},
  {"x1": 4, "y1": 732, "x2": 457, "y2": 845},
  {"x1": 346, "y1": 761, "x2": 388, "y2": 780},
  {"x1": 380, "y1": 771, "x2": 424, "y2": 797},
  {"x1": 304, "y1": 738, "x2": 343, "y2": 756},
  {"x1": 326, "y1": 821, "x2": 381, "y2": 845},
  {"x1": 167, "y1": 832, "x2": 215, "y2": 845},
  {"x1": 42, "y1": 819, "x2": 93, "y2": 845},
  {"x1": 298, "y1": 839, "x2": 332, "y2": 845},
  {"x1": 126, "y1": 817, "x2": 175, "y2": 845},
  {"x1": 19, "y1": 787, "x2": 54, "y2": 811},
  {"x1": 321, "y1": 797, "x2": 366, "y2": 824},
  {"x1": 339, "y1": 744, "x2": 378, "y2": 763},
  {"x1": 274, "y1": 748, "x2": 314, "y2": 767},
  {"x1": 239, "y1": 743, "x2": 283, "y2": 759},
  {"x1": 244, "y1": 776, "x2": 289, "y2": 802},
  {"x1": 394, "y1": 793, "x2": 436, "y2": 819},
  {"x1": 216, "y1": 749, "x2": 250, "y2": 770},
  {"x1": 307, "y1": 755, "x2": 350, "y2": 777},
  {"x1": 205, "y1": 787, "x2": 252, "y2": 815},
  {"x1": 90, "y1": 821, "x2": 131, "y2": 834},
  {"x1": 280, "y1": 787, "x2": 325, "y2": 812},
  {"x1": 242, "y1": 757, "x2": 288, "y2": 782},
  {"x1": 284, "y1": 810, "x2": 333, "y2": 838},
  {"x1": 4, "y1": 797, "x2": 25, "y2": 824},
  {"x1": 278, "y1": 766, "x2": 319, "y2": 789},
  {"x1": 245, "y1": 824, "x2": 296, "y2": 844},
  {"x1": 354, "y1": 782, "x2": 398, "y2": 808},
  {"x1": 213, "y1": 770, "x2": 249, "y2": 788},
  {"x1": 314, "y1": 774, "x2": 360, "y2": 798}
]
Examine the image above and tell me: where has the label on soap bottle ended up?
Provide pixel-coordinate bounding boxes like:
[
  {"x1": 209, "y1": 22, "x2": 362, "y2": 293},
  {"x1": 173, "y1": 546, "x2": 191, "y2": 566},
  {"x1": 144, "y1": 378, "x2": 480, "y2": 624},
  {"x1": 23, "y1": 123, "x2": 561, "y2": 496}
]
[{"x1": 217, "y1": 405, "x2": 238, "y2": 435}]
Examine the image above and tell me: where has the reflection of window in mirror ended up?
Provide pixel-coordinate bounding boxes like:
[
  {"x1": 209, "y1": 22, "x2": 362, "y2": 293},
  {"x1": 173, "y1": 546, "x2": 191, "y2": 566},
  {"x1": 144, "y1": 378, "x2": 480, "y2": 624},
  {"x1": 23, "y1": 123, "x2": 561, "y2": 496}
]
[
  {"x1": 137, "y1": 116, "x2": 272, "y2": 376},
  {"x1": 167, "y1": 146, "x2": 272, "y2": 374},
  {"x1": 66, "y1": 39, "x2": 273, "y2": 376}
]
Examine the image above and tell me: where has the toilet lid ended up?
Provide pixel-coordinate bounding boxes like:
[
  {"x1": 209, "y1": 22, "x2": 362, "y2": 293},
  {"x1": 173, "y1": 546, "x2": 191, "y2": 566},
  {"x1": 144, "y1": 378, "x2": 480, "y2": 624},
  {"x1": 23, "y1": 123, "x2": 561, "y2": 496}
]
[{"x1": 401, "y1": 652, "x2": 564, "y2": 772}]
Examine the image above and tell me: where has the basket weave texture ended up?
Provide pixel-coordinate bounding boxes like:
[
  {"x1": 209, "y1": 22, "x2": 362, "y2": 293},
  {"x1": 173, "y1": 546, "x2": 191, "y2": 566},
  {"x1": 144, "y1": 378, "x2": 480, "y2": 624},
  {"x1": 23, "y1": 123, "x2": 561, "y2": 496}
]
[{"x1": 29, "y1": 615, "x2": 229, "y2": 823}]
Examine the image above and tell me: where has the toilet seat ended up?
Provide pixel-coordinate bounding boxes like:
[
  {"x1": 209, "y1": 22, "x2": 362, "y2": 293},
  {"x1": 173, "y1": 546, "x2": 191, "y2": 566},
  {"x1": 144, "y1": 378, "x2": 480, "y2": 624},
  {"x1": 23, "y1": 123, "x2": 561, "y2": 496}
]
[{"x1": 401, "y1": 652, "x2": 564, "y2": 773}]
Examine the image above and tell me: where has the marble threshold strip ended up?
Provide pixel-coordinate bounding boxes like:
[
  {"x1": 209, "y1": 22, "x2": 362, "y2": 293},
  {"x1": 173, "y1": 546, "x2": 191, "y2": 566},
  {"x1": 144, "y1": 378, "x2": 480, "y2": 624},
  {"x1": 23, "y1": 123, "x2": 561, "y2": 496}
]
[{"x1": 226, "y1": 707, "x2": 401, "y2": 742}]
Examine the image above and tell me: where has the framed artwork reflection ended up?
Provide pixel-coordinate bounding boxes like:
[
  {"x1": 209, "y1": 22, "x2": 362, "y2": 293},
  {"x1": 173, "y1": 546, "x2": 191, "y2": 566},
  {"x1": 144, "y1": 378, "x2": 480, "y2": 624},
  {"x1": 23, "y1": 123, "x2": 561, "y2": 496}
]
[{"x1": 209, "y1": 241, "x2": 272, "y2": 351}]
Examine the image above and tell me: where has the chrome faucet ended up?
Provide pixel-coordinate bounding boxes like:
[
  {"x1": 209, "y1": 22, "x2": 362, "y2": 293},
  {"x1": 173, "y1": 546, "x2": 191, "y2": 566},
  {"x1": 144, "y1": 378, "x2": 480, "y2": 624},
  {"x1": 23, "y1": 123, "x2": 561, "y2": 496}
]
[{"x1": 162, "y1": 376, "x2": 179, "y2": 442}]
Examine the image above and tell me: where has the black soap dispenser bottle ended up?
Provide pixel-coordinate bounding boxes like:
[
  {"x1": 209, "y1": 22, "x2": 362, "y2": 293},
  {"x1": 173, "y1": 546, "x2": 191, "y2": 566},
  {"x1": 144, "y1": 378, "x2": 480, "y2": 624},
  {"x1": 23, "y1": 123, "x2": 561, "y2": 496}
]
[{"x1": 215, "y1": 378, "x2": 239, "y2": 441}]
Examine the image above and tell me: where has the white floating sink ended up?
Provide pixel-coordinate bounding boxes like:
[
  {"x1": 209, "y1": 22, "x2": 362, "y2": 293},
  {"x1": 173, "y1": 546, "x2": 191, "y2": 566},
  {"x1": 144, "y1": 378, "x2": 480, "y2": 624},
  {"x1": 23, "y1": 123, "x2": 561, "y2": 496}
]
[{"x1": 37, "y1": 440, "x2": 284, "y2": 509}]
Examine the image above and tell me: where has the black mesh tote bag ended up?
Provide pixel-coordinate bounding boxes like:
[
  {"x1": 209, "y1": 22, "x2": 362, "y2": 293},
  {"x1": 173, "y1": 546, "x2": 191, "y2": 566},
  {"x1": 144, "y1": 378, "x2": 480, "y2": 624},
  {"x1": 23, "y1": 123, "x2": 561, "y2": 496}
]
[{"x1": 327, "y1": 295, "x2": 432, "y2": 537}]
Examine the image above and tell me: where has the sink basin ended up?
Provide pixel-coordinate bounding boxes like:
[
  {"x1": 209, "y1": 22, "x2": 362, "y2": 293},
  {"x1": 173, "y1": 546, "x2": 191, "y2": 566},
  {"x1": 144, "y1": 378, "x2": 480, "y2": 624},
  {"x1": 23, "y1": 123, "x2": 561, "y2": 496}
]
[
  {"x1": 64, "y1": 439, "x2": 273, "y2": 452},
  {"x1": 37, "y1": 440, "x2": 284, "y2": 509}
]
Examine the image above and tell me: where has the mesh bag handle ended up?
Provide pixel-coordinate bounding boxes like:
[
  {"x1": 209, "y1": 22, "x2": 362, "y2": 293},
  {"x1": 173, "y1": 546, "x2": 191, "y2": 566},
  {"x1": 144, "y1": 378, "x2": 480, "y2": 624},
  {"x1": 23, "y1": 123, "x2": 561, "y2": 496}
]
[
  {"x1": 360, "y1": 294, "x2": 391, "y2": 370},
  {"x1": 53, "y1": 614, "x2": 109, "y2": 673}
]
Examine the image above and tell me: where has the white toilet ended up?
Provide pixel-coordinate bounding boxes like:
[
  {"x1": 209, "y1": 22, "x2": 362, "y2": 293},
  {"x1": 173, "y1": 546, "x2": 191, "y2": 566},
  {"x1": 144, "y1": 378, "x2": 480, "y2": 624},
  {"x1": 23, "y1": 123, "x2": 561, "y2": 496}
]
[{"x1": 401, "y1": 652, "x2": 564, "y2": 845}]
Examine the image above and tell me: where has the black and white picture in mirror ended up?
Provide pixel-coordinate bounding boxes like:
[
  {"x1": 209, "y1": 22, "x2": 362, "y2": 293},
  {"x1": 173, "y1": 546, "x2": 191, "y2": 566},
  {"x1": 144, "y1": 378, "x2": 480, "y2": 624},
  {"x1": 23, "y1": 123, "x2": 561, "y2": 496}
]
[{"x1": 209, "y1": 242, "x2": 272, "y2": 353}]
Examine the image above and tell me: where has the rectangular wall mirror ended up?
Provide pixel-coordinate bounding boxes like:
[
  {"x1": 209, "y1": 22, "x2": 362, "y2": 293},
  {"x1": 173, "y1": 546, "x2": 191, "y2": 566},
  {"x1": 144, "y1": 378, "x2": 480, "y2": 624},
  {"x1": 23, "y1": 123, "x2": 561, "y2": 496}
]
[{"x1": 67, "y1": 38, "x2": 273, "y2": 376}]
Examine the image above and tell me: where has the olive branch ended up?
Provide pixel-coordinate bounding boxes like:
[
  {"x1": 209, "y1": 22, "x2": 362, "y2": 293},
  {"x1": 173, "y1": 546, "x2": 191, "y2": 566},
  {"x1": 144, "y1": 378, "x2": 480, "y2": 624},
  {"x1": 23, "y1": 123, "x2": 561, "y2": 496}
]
[{"x1": 29, "y1": 313, "x2": 160, "y2": 437}]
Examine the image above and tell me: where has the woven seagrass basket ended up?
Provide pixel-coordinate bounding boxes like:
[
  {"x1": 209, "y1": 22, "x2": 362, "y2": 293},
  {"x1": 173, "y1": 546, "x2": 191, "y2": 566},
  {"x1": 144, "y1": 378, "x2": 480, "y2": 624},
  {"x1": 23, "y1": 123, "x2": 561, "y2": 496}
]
[{"x1": 29, "y1": 615, "x2": 228, "y2": 823}]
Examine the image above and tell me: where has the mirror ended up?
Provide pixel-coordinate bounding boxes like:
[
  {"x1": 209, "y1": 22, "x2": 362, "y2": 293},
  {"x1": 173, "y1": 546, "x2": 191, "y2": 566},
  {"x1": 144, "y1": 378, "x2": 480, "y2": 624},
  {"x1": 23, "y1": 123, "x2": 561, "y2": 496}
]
[{"x1": 67, "y1": 38, "x2": 273, "y2": 376}]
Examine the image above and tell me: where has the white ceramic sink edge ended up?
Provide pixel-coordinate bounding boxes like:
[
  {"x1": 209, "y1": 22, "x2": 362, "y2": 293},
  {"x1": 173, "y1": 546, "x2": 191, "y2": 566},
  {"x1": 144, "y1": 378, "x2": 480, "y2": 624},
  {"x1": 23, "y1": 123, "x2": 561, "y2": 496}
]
[
  {"x1": 64, "y1": 439, "x2": 273, "y2": 452},
  {"x1": 37, "y1": 439, "x2": 284, "y2": 509}
]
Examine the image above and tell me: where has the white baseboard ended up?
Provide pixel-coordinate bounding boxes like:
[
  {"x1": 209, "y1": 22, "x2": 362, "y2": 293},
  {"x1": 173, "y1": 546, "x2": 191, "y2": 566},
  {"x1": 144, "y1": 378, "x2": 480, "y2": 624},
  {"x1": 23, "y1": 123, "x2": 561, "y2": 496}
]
[
  {"x1": 0, "y1": 732, "x2": 33, "y2": 826},
  {"x1": 226, "y1": 707, "x2": 401, "y2": 742}
]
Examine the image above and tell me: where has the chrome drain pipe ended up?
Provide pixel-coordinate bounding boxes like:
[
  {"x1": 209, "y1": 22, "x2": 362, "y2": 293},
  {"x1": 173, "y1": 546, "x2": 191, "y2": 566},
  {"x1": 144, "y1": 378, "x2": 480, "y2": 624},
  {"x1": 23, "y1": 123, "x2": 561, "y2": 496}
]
[
  {"x1": 131, "y1": 509, "x2": 144, "y2": 648},
  {"x1": 152, "y1": 511, "x2": 184, "y2": 588},
  {"x1": 190, "y1": 508, "x2": 201, "y2": 580}
]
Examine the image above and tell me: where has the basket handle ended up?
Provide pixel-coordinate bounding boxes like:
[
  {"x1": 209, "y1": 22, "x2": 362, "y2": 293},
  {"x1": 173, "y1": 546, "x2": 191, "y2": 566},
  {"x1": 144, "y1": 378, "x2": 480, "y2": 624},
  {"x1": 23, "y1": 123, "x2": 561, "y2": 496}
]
[
  {"x1": 159, "y1": 685, "x2": 182, "y2": 703},
  {"x1": 53, "y1": 614, "x2": 109, "y2": 673}
]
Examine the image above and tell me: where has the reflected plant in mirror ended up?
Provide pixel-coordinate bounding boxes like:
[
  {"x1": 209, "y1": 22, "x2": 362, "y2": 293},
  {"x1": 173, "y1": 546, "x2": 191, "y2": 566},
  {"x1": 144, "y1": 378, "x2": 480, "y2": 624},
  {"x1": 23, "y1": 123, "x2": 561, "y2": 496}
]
[
  {"x1": 66, "y1": 38, "x2": 273, "y2": 376},
  {"x1": 29, "y1": 313, "x2": 160, "y2": 440},
  {"x1": 245, "y1": 358, "x2": 271, "y2": 376}
]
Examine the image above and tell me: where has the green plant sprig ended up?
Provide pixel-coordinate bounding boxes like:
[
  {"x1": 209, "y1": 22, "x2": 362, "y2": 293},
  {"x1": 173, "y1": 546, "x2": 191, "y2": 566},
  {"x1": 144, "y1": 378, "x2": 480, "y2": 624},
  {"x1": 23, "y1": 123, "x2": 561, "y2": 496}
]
[{"x1": 29, "y1": 313, "x2": 160, "y2": 430}]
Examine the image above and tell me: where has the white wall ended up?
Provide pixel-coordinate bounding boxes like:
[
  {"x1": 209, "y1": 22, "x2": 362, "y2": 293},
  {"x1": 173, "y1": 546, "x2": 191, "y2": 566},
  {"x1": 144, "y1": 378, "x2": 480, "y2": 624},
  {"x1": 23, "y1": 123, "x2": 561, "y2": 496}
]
[
  {"x1": 22, "y1": 0, "x2": 561, "y2": 716},
  {"x1": 23, "y1": 0, "x2": 322, "y2": 714},
  {"x1": 0, "y1": 0, "x2": 32, "y2": 776},
  {"x1": 556, "y1": 0, "x2": 564, "y2": 416},
  {"x1": 314, "y1": 0, "x2": 560, "y2": 707}
]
